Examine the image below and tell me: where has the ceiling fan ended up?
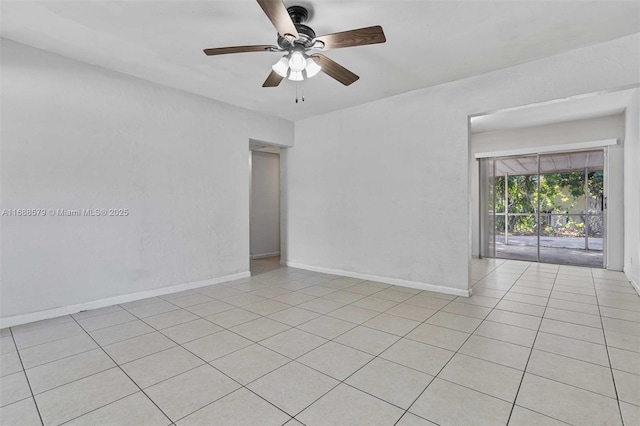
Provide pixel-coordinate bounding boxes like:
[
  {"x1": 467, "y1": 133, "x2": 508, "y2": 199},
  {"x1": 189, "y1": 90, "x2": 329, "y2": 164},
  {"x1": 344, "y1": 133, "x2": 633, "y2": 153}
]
[{"x1": 203, "y1": 0, "x2": 386, "y2": 87}]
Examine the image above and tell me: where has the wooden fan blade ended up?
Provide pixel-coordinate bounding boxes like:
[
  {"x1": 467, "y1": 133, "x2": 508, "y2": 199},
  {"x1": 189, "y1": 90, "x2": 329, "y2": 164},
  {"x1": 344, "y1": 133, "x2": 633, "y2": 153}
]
[
  {"x1": 263, "y1": 70, "x2": 284, "y2": 87},
  {"x1": 203, "y1": 45, "x2": 275, "y2": 56},
  {"x1": 314, "y1": 25, "x2": 386, "y2": 50},
  {"x1": 310, "y1": 54, "x2": 359, "y2": 86},
  {"x1": 257, "y1": 0, "x2": 299, "y2": 40}
]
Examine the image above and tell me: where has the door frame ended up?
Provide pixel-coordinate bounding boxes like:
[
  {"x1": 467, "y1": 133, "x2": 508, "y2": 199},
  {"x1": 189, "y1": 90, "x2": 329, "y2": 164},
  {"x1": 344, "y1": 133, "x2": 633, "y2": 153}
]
[
  {"x1": 479, "y1": 148, "x2": 608, "y2": 267},
  {"x1": 248, "y1": 141, "x2": 284, "y2": 263}
]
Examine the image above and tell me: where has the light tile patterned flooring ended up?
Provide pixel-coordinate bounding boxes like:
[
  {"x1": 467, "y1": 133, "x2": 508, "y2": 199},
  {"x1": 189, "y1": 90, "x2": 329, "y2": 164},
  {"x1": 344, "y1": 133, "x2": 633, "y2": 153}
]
[{"x1": 1, "y1": 256, "x2": 639, "y2": 425}]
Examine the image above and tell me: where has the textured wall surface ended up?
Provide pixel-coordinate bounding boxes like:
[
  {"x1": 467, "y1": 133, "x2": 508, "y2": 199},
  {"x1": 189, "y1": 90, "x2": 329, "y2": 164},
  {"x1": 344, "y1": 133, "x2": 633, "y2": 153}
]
[
  {"x1": 284, "y1": 34, "x2": 640, "y2": 293},
  {"x1": 624, "y1": 91, "x2": 640, "y2": 289},
  {"x1": 0, "y1": 39, "x2": 293, "y2": 319}
]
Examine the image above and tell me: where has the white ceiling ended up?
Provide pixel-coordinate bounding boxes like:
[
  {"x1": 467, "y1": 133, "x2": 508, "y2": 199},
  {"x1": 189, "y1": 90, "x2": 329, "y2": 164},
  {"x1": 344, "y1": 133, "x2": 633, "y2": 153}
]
[{"x1": 2, "y1": 0, "x2": 639, "y2": 121}]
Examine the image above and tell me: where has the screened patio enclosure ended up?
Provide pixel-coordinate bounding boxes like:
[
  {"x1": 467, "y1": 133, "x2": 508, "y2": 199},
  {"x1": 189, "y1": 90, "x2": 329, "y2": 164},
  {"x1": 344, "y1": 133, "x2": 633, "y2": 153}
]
[{"x1": 479, "y1": 150, "x2": 605, "y2": 268}]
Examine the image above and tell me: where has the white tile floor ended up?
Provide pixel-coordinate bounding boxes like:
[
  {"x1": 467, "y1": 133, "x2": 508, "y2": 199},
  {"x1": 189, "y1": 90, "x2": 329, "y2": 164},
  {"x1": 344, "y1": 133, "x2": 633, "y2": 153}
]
[{"x1": 1, "y1": 257, "x2": 639, "y2": 425}]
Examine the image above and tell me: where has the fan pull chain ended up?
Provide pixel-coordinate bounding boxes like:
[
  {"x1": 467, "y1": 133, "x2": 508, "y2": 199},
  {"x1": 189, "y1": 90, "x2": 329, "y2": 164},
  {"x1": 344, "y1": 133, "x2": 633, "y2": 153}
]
[{"x1": 295, "y1": 83, "x2": 305, "y2": 104}]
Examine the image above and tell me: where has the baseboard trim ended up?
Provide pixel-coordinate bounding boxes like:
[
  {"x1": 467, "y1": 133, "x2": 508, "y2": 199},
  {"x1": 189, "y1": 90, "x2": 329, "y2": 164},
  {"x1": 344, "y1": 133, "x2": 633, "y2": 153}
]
[
  {"x1": 282, "y1": 260, "x2": 470, "y2": 297},
  {"x1": 623, "y1": 267, "x2": 640, "y2": 296},
  {"x1": 251, "y1": 252, "x2": 280, "y2": 260},
  {"x1": 0, "y1": 271, "x2": 250, "y2": 328}
]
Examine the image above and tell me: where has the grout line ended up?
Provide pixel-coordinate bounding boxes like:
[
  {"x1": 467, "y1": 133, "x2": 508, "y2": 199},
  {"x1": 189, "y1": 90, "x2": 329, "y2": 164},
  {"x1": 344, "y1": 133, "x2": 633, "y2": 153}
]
[
  {"x1": 265, "y1": 292, "x2": 448, "y2": 421},
  {"x1": 401, "y1": 262, "x2": 536, "y2": 425},
  {"x1": 509, "y1": 404, "x2": 573, "y2": 425},
  {"x1": 66, "y1": 315, "x2": 174, "y2": 425},
  {"x1": 74, "y1": 317, "x2": 141, "y2": 334},
  {"x1": 11, "y1": 330, "x2": 88, "y2": 352},
  {"x1": 8, "y1": 261, "x2": 637, "y2": 426},
  {"x1": 112, "y1": 295, "x2": 297, "y2": 424},
  {"x1": 9, "y1": 268, "x2": 296, "y2": 423},
  {"x1": 306, "y1": 262, "x2": 636, "y2": 423},
  {"x1": 55, "y1": 392, "x2": 152, "y2": 426},
  {"x1": 191, "y1": 267, "x2": 447, "y2": 421},
  {"x1": 592, "y1": 268, "x2": 626, "y2": 425},
  {"x1": 9, "y1": 318, "x2": 78, "y2": 337},
  {"x1": 505, "y1": 261, "x2": 559, "y2": 425},
  {"x1": 522, "y1": 370, "x2": 619, "y2": 400},
  {"x1": 8, "y1": 329, "x2": 45, "y2": 426},
  {"x1": 8, "y1": 262, "x2": 490, "y2": 426},
  {"x1": 15, "y1": 345, "x2": 99, "y2": 371}
]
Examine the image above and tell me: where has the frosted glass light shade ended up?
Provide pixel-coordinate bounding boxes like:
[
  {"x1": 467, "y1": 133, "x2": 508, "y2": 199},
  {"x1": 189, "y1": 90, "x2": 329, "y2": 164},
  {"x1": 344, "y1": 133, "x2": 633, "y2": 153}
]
[
  {"x1": 305, "y1": 58, "x2": 321, "y2": 78},
  {"x1": 272, "y1": 57, "x2": 289, "y2": 77},
  {"x1": 288, "y1": 51, "x2": 307, "y2": 72},
  {"x1": 272, "y1": 51, "x2": 321, "y2": 82},
  {"x1": 288, "y1": 70, "x2": 304, "y2": 81}
]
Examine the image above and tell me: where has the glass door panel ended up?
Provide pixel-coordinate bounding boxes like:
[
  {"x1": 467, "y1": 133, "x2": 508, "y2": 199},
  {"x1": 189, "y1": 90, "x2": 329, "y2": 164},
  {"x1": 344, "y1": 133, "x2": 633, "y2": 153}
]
[
  {"x1": 479, "y1": 158, "x2": 496, "y2": 259},
  {"x1": 537, "y1": 151, "x2": 604, "y2": 267},
  {"x1": 493, "y1": 156, "x2": 539, "y2": 262}
]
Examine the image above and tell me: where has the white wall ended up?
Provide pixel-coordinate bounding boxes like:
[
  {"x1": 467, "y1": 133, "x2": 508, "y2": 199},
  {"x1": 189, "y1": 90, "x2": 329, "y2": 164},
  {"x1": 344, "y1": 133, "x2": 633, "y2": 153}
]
[
  {"x1": 251, "y1": 151, "x2": 280, "y2": 258},
  {"x1": 471, "y1": 114, "x2": 625, "y2": 151},
  {"x1": 469, "y1": 114, "x2": 626, "y2": 267},
  {"x1": 283, "y1": 34, "x2": 639, "y2": 295},
  {"x1": 0, "y1": 39, "x2": 293, "y2": 323},
  {"x1": 624, "y1": 90, "x2": 640, "y2": 291}
]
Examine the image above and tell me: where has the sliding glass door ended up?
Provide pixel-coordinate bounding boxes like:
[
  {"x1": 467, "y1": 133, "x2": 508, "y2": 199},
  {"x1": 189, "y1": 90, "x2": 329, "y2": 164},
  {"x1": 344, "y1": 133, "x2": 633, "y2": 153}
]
[{"x1": 480, "y1": 150, "x2": 605, "y2": 267}]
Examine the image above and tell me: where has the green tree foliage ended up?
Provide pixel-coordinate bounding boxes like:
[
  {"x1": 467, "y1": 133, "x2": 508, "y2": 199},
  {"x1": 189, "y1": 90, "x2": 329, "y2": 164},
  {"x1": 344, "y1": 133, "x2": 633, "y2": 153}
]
[
  {"x1": 543, "y1": 171, "x2": 603, "y2": 204},
  {"x1": 494, "y1": 171, "x2": 603, "y2": 236}
]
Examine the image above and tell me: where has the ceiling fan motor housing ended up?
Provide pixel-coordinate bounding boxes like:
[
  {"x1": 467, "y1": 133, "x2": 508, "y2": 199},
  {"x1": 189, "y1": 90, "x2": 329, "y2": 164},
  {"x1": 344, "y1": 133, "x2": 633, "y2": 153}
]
[
  {"x1": 277, "y1": 6, "x2": 316, "y2": 49},
  {"x1": 287, "y1": 5, "x2": 309, "y2": 24}
]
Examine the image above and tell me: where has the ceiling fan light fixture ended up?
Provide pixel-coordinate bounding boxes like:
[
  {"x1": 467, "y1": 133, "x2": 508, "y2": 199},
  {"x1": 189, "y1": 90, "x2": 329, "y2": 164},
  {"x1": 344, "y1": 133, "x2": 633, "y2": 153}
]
[
  {"x1": 288, "y1": 70, "x2": 304, "y2": 81},
  {"x1": 272, "y1": 56, "x2": 289, "y2": 77},
  {"x1": 304, "y1": 58, "x2": 321, "y2": 78},
  {"x1": 203, "y1": 2, "x2": 386, "y2": 89},
  {"x1": 288, "y1": 51, "x2": 307, "y2": 72}
]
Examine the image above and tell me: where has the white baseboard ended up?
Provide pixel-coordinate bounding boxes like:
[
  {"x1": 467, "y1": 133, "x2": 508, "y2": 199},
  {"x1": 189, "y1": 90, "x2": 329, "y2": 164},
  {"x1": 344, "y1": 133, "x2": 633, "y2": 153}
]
[
  {"x1": 251, "y1": 252, "x2": 280, "y2": 260},
  {"x1": 623, "y1": 266, "x2": 640, "y2": 296},
  {"x1": 282, "y1": 260, "x2": 470, "y2": 297},
  {"x1": 0, "y1": 271, "x2": 250, "y2": 328}
]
